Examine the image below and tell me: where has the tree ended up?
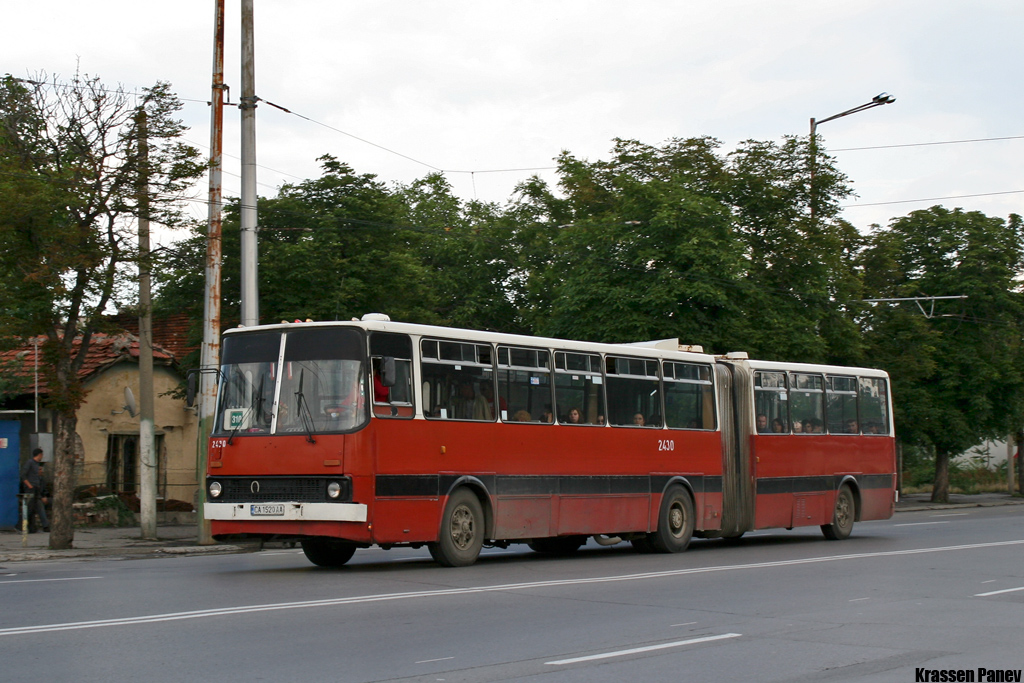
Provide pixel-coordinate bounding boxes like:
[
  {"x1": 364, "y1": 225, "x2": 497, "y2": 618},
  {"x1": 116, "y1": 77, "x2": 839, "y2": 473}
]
[
  {"x1": 0, "y1": 74, "x2": 203, "y2": 548},
  {"x1": 726, "y1": 136, "x2": 864, "y2": 364},
  {"x1": 860, "y1": 207, "x2": 1024, "y2": 502}
]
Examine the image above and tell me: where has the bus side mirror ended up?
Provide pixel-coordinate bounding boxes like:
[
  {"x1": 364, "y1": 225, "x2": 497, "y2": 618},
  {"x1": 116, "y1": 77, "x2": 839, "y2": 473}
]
[
  {"x1": 186, "y1": 370, "x2": 197, "y2": 407},
  {"x1": 381, "y1": 357, "x2": 396, "y2": 387}
]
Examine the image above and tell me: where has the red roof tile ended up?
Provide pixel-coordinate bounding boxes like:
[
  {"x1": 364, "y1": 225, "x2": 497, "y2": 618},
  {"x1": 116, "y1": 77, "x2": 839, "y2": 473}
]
[
  {"x1": 0, "y1": 333, "x2": 175, "y2": 398},
  {"x1": 107, "y1": 313, "x2": 197, "y2": 361}
]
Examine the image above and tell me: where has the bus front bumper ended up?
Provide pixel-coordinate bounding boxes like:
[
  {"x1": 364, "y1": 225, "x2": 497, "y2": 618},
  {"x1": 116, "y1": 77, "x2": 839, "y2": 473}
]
[{"x1": 204, "y1": 502, "x2": 368, "y2": 522}]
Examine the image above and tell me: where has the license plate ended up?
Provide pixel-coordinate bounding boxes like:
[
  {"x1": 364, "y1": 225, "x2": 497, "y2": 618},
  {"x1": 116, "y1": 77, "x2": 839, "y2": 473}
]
[{"x1": 250, "y1": 503, "x2": 285, "y2": 516}]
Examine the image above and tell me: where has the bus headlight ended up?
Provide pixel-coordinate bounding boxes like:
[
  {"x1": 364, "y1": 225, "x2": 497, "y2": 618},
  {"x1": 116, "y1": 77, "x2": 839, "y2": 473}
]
[
  {"x1": 209, "y1": 481, "x2": 222, "y2": 498},
  {"x1": 327, "y1": 481, "x2": 342, "y2": 499}
]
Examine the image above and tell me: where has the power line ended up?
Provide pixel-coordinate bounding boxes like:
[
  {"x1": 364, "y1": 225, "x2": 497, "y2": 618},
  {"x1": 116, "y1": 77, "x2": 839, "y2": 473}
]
[
  {"x1": 832, "y1": 135, "x2": 1024, "y2": 152},
  {"x1": 842, "y1": 189, "x2": 1024, "y2": 209}
]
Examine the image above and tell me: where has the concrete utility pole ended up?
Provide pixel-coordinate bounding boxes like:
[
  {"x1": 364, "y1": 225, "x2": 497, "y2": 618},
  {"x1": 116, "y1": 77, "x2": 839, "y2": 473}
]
[
  {"x1": 137, "y1": 108, "x2": 157, "y2": 540},
  {"x1": 196, "y1": 0, "x2": 226, "y2": 545},
  {"x1": 239, "y1": 0, "x2": 259, "y2": 326}
]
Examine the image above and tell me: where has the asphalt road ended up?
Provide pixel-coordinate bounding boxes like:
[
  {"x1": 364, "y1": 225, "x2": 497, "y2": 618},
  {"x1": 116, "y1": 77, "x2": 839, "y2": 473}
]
[{"x1": 1, "y1": 506, "x2": 1022, "y2": 683}]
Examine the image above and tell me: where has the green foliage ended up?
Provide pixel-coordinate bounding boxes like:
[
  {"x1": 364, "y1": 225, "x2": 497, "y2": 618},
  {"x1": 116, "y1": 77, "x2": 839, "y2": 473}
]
[{"x1": 861, "y1": 207, "x2": 1024, "y2": 500}]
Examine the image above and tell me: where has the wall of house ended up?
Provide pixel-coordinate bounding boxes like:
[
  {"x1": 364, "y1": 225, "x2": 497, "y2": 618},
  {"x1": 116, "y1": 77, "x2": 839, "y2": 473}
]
[{"x1": 80, "y1": 363, "x2": 198, "y2": 505}]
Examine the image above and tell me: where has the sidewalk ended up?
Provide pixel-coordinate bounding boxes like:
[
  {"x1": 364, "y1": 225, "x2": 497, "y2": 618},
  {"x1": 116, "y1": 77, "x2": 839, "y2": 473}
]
[
  {"x1": 0, "y1": 524, "x2": 254, "y2": 564},
  {"x1": 1, "y1": 493, "x2": 1021, "y2": 564}
]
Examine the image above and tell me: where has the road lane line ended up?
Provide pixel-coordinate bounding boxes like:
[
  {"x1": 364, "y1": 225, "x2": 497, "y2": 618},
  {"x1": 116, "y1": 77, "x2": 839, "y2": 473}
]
[
  {"x1": 415, "y1": 657, "x2": 455, "y2": 664},
  {"x1": 3, "y1": 538, "x2": 1023, "y2": 637},
  {"x1": 975, "y1": 586, "x2": 1024, "y2": 597},
  {"x1": 931, "y1": 513, "x2": 969, "y2": 517},
  {"x1": 545, "y1": 633, "x2": 742, "y2": 665},
  {"x1": 893, "y1": 522, "x2": 950, "y2": 527},
  {"x1": 0, "y1": 577, "x2": 102, "y2": 585}
]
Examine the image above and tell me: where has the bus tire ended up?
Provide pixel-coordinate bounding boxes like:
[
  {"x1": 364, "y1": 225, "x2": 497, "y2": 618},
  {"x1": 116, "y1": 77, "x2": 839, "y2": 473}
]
[
  {"x1": 650, "y1": 485, "x2": 695, "y2": 553},
  {"x1": 429, "y1": 488, "x2": 485, "y2": 567},
  {"x1": 821, "y1": 485, "x2": 855, "y2": 540},
  {"x1": 528, "y1": 535, "x2": 586, "y2": 555},
  {"x1": 300, "y1": 538, "x2": 357, "y2": 567}
]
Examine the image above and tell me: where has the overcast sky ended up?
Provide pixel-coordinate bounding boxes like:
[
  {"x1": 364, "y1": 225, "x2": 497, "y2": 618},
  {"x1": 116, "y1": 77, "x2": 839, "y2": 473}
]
[{"x1": 4, "y1": 1, "x2": 1023, "y2": 245}]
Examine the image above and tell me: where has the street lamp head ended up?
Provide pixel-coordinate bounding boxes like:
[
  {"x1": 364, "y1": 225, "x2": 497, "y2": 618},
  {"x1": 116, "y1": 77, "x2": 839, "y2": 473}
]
[{"x1": 873, "y1": 92, "x2": 896, "y2": 104}]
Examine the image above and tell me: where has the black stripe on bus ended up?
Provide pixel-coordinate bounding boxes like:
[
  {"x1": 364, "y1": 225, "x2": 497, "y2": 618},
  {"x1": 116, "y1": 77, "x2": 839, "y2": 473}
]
[
  {"x1": 756, "y1": 474, "x2": 894, "y2": 495},
  {"x1": 374, "y1": 474, "x2": 721, "y2": 498}
]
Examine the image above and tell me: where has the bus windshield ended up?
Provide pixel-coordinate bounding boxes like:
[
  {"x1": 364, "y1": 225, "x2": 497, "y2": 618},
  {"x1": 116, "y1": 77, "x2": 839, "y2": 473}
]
[{"x1": 214, "y1": 327, "x2": 367, "y2": 436}]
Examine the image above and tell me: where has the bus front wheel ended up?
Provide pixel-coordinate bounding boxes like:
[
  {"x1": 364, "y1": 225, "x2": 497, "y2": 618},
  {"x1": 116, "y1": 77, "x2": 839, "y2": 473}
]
[
  {"x1": 301, "y1": 538, "x2": 357, "y2": 567},
  {"x1": 650, "y1": 486, "x2": 695, "y2": 553},
  {"x1": 821, "y1": 485, "x2": 856, "y2": 540},
  {"x1": 429, "y1": 488, "x2": 485, "y2": 567}
]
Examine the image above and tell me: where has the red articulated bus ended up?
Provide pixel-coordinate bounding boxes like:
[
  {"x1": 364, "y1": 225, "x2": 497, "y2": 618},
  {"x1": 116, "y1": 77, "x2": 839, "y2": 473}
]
[{"x1": 203, "y1": 315, "x2": 896, "y2": 567}]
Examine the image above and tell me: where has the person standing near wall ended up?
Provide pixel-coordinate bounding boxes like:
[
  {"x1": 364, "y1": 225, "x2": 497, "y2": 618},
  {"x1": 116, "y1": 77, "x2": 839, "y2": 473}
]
[{"x1": 19, "y1": 448, "x2": 49, "y2": 533}]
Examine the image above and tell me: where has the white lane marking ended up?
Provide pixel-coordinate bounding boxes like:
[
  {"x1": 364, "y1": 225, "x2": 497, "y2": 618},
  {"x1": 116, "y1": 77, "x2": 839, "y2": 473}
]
[
  {"x1": 893, "y1": 521, "x2": 950, "y2": 527},
  {"x1": 671, "y1": 622, "x2": 697, "y2": 627},
  {"x1": 931, "y1": 513, "x2": 969, "y2": 517},
  {"x1": 3, "y1": 538, "x2": 1023, "y2": 637},
  {"x1": 975, "y1": 586, "x2": 1024, "y2": 597},
  {"x1": 981, "y1": 580, "x2": 997, "y2": 584},
  {"x1": 546, "y1": 633, "x2": 742, "y2": 665},
  {"x1": 0, "y1": 577, "x2": 102, "y2": 585},
  {"x1": 848, "y1": 597, "x2": 870, "y2": 602},
  {"x1": 415, "y1": 657, "x2": 455, "y2": 664}
]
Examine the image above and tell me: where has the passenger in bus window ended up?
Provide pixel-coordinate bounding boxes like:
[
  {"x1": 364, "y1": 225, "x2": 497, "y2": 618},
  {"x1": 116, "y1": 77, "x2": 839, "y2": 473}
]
[
  {"x1": 865, "y1": 422, "x2": 881, "y2": 434},
  {"x1": 771, "y1": 418, "x2": 786, "y2": 433},
  {"x1": 792, "y1": 420, "x2": 803, "y2": 433},
  {"x1": 756, "y1": 414, "x2": 769, "y2": 432},
  {"x1": 845, "y1": 419, "x2": 859, "y2": 434},
  {"x1": 808, "y1": 418, "x2": 824, "y2": 433},
  {"x1": 480, "y1": 381, "x2": 505, "y2": 418},
  {"x1": 373, "y1": 368, "x2": 389, "y2": 403},
  {"x1": 541, "y1": 409, "x2": 553, "y2": 423},
  {"x1": 633, "y1": 413, "x2": 645, "y2": 426},
  {"x1": 597, "y1": 415, "x2": 606, "y2": 426},
  {"x1": 567, "y1": 407, "x2": 582, "y2": 424},
  {"x1": 513, "y1": 409, "x2": 532, "y2": 422}
]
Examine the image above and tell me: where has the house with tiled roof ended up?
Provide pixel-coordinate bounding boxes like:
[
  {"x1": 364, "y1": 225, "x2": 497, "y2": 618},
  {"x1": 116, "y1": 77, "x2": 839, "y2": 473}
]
[{"x1": 0, "y1": 317, "x2": 200, "y2": 526}]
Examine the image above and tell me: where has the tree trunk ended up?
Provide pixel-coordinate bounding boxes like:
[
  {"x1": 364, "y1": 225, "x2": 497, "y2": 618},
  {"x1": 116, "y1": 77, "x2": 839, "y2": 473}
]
[
  {"x1": 931, "y1": 449, "x2": 950, "y2": 504},
  {"x1": 48, "y1": 410, "x2": 79, "y2": 550}
]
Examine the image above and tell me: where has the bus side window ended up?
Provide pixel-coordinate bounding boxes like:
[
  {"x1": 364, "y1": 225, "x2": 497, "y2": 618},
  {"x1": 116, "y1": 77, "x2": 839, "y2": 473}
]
[
  {"x1": 369, "y1": 332, "x2": 414, "y2": 419},
  {"x1": 790, "y1": 373, "x2": 825, "y2": 434},
  {"x1": 754, "y1": 371, "x2": 788, "y2": 434},
  {"x1": 858, "y1": 376, "x2": 890, "y2": 435},
  {"x1": 554, "y1": 351, "x2": 606, "y2": 425},
  {"x1": 664, "y1": 361, "x2": 715, "y2": 430},
  {"x1": 826, "y1": 376, "x2": 859, "y2": 434},
  {"x1": 420, "y1": 339, "x2": 495, "y2": 421},
  {"x1": 497, "y1": 347, "x2": 552, "y2": 423},
  {"x1": 605, "y1": 356, "x2": 661, "y2": 427}
]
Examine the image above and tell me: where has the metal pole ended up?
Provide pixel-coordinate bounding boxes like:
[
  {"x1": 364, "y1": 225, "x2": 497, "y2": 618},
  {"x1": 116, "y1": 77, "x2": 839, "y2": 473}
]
[
  {"x1": 137, "y1": 108, "x2": 157, "y2": 540},
  {"x1": 1009, "y1": 434, "x2": 1016, "y2": 495},
  {"x1": 197, "y1": 0, "x2": 225, "y2": 545},
  {"x1": 239, "y1": 0, "x2": 259, "y2": 326}
]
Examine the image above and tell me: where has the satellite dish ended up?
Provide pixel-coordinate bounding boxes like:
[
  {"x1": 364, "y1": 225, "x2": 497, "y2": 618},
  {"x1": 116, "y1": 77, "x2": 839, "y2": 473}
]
[{"x1": 124, "y1": 386, "x2": 138, "y2": 418}]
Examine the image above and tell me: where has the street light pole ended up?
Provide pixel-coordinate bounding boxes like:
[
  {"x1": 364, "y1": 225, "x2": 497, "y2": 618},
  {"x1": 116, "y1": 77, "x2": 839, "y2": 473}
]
[{"x1": 809, "y1": 93, "x2": 896, "y2": 222}]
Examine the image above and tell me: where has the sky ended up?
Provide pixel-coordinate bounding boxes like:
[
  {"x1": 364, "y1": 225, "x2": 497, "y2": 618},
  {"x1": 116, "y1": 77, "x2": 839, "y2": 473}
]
[{"x1": 4, "y1": 1, "x2": 1023, "y2": 248}]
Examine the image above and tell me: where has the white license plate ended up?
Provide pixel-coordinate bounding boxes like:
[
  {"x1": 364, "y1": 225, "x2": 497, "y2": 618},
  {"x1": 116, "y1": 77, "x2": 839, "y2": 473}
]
[{"x1": 250, "y1": 503, "x2": 285, "y2": 516}]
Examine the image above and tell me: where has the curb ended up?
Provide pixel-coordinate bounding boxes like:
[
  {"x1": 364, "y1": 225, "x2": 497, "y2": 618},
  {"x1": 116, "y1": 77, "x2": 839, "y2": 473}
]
[{"x1": 0, "y1": 543, "x2": 251, "y2": 564}]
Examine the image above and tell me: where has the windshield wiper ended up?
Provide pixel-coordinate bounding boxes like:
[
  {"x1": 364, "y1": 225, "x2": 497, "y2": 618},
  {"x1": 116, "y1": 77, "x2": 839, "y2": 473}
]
[{"x1": 294, "y1": 369, "x2": 317, "y2": 444}]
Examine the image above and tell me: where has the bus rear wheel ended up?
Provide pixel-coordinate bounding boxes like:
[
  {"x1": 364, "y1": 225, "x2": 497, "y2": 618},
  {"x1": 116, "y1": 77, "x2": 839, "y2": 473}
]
[
  {"x1": 650, "y1": 485, "x2": 695, "y2": 553},
  {"x1": 821, "y1": 485, "x2": 856, "y2": 540},
  {"x1": 300, "y1": 538, "x2": 357, "y2": 567},
  {"x1": 429, "y1": 488, "x2": 485, "y2": 567}
]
